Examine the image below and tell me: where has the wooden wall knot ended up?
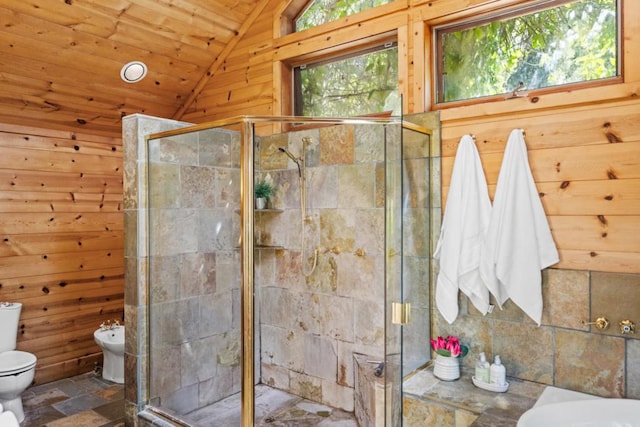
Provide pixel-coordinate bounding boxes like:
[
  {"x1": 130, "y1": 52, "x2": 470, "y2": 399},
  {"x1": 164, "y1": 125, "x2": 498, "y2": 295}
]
[
  {"x1": 597, "y1": 215, "x2": 608, "y2": 226},
  {"x1": 560, "y1": 181, "x2": 570, "y2": 189},
  {"x1": 605, "y1": 132, "x2": 622, "y2": 143}
]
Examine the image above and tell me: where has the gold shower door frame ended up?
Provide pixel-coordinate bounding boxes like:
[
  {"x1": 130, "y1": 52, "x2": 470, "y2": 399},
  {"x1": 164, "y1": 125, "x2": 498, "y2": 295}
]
[{"x1": 146, "y1": 116, "x2": 431, "y2": 427}]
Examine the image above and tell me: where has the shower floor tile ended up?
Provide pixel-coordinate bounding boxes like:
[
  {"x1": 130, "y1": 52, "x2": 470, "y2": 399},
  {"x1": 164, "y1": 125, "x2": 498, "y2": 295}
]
[{"x1": 184, "y1": 385, "x2": 357, "y2": 426}]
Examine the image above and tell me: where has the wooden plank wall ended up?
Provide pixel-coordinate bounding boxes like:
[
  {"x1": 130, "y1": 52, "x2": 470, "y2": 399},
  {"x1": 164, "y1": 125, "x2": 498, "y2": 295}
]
[
  {"x1": 184, "y1": 0, "x2": 640, "y2": 274},
  {"x1": 440, "y1": 99, "x2": 640, "y2": 274},
  {"x1": 181, "y1": 0, "x2": 280, "y2": 121},
  {"x1": 0, "y1": 123, "x2": 123, "y2": 385}
]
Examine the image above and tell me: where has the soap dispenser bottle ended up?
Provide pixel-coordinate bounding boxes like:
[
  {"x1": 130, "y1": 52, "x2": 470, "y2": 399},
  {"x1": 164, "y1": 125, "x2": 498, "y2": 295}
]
[
  {"x1": 475, "y1": 352, "x2": 490, "y2": 383},
  {"x1": 490, "y1": 355, "x2": 506, "y2": 386}
]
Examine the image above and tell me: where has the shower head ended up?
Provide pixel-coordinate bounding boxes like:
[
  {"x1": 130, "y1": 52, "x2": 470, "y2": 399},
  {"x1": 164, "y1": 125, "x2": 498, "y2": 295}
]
[
  {"x1": 278, "y1": 147, "x2": 302, "y2": 177},
  {"x1": 278, "y1": 147, "x2": 297, "y2": 162}
]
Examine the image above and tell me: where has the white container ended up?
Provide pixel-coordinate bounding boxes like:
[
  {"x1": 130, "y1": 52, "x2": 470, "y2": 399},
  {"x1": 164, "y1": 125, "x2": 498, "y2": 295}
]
[
  {"x1": 433, "y1": 355, "x2": 460, "y2": 381},
  {"x1": 490, "y1": 355, "x2": 506, "y2": 386},
  {"x1": 475, "y1": 352, "x2": 490, "y2": 383}
]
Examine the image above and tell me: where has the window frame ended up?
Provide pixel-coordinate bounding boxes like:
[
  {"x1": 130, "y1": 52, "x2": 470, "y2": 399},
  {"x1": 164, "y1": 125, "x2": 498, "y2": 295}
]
[
  {"x1": 292, "y1": 0, "x2": 395, "y2": 33},
  {"x1": 432, "y1": 0, "x2": 623, "y2": 107},
  {"x1": 292, "y1": 41, "x2": 399, "y2": 117}
]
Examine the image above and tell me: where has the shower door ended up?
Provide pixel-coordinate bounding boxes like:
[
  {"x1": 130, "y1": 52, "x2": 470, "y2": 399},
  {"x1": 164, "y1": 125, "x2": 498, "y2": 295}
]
[
  {"x1": 146, "y1": 125, "x2": 244, "y2": 422},
  {"x1": 385, "y1": 121, "x2": 432, "y2": 425}
]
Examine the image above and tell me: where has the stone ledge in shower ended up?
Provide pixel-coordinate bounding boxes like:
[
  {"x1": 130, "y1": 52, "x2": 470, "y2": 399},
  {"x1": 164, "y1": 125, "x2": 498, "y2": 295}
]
[{"x1": 402, "y1": 367, "x2": 546, "y2": 427}]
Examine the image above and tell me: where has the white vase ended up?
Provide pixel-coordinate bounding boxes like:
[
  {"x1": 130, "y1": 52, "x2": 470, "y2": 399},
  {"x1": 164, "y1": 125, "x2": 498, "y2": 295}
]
[
  {"x1": 433, "y1": 355, "x2": 460, "y2": 381},
  {"x1": 255, "y1": 197, "x2": 266, "y2": 209}
]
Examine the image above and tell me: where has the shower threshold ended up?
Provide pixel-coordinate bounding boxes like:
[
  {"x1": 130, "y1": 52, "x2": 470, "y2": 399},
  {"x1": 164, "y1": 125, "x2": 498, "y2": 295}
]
[{"x1": 181, "y1": 384, "x2": 357, "y2": 426}]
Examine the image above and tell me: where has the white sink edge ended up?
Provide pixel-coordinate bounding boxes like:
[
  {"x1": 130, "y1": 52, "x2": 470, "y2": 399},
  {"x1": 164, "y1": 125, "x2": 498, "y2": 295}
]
[{"x1": 533, "y1": 386, "x2": 602, "y2": 408}]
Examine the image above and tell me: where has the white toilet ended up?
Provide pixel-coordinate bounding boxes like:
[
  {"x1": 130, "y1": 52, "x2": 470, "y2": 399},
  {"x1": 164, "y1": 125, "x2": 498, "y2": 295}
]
[
  {"x1": 94, "y1": 324, "x2": 125, "y2": 384},
  {"x1": 0, "y1": 302, "x2": 37, "y2": 424}
]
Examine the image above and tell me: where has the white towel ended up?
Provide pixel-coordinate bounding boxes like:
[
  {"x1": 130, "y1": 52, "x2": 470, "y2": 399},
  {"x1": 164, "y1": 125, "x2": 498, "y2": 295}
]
[
  {"x1": 480, "y1": 129, "x2": 559, "y2": 325},
  {"x1": 434, "y1": 135, "x2": 492, "y2": 324}
]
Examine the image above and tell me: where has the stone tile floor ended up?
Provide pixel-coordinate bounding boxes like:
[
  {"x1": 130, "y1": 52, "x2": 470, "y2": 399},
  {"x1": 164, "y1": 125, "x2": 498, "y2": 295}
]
[
  {"x1": 183, "y1": 384, "x2": 357, "y2": 426},
  {"x1": 20, "y1": 373, "x2": 355, "y2": 427},
  {"x1": 21, "y1": 371, "x2": 124, "y2": 427}
]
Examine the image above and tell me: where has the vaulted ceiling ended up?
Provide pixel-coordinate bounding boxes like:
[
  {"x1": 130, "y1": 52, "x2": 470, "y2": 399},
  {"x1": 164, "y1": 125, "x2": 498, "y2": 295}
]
[{"x1": 0, "y1": 0, "x2": 268, "y2": 137}]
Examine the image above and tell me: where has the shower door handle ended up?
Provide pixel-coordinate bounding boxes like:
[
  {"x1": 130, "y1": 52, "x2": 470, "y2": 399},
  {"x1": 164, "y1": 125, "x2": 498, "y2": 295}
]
[{"x1": 392, "y1": 302, "x2": 411, "y2": 325}]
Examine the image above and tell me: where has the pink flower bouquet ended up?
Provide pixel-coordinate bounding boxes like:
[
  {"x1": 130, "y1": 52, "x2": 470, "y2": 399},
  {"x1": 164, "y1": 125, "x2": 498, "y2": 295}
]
[{"x1": 430, "y1": 335, "x2": 469, "y2": 358}]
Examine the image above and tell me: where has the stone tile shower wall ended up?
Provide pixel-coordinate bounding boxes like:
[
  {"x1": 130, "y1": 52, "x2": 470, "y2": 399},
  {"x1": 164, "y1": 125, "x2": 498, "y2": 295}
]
[
  {"x1": 124, "y1": 114, "x2": 187, "y2": 424},
  {"x1": 123, "y1": 114, "x2": 246, "y2": 425},
  {"x1": 403, "y1": 112, "x2": 440, "y2": 373},
  {"x1": 433, "y1": 269, "x2": 640, "y2": 399},
  {"x1": 254, "y1": 125, "x2": 385, "y2": 412},
  {"x1": 254, "y1": 123, "x2": 431, "y2": 412},
  {"x1": 146, "y1": 128, "x2": 242, "y2": 414}
]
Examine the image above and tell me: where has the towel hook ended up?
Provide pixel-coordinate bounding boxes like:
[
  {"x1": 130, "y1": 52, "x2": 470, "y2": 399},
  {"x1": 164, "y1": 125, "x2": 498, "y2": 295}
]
[{"x1": 505, "y1": 82, "x2": 528, "y2": 100}]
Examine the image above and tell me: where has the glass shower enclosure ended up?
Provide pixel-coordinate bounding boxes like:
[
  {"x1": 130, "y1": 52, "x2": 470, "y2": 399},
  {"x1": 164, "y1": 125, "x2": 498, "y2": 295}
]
[{"x1": 139, "y1": 116, "x2": 431, "y2": 426}]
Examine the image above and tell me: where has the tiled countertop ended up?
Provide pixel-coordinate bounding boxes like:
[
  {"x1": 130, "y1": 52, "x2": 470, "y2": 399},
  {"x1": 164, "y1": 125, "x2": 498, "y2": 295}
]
[{"x1": 403, "y1": 367, "x2": 547, "y2": 427}]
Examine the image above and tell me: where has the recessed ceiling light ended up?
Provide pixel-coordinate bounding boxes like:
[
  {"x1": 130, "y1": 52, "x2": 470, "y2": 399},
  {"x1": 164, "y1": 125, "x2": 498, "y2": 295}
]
[{"x1": 120, "y1": 61, "x2": 148, "y2": 83}]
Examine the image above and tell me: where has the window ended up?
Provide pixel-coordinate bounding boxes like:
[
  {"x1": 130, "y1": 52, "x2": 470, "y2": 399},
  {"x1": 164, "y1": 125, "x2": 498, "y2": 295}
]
[
  {"x1": 293, "y1": 43, "x2": 398, "y2": 117},
  {"x1": 436, "y1": 0, "x2": 619, "y2": 103},
  {"x1": 295, "y1": 0, "x2": 393, "y2": 32}
]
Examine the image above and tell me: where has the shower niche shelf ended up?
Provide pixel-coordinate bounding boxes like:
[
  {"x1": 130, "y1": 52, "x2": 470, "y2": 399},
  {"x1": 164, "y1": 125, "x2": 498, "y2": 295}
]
[
  {"x1": 235, "y1": 208, "x2": 284, "y2": 213},
  {"x1": 235, "y1": 245, "x2": 284, "y2": 250}
]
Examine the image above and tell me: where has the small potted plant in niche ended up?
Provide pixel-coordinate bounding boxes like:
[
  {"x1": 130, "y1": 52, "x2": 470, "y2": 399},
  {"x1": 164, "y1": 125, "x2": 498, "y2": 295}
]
[
  {"x1": 254, "y1": 180, "x2": 274, "y2": 210},
  {"x1": 430, "y1": 335, "x2": 468, "y2": 381}
]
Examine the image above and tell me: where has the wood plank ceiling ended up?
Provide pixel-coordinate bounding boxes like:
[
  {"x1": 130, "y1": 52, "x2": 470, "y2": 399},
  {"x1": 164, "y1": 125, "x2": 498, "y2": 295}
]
[{"x1": 0, "y1": 0, "x2": 268, "y2": 137}]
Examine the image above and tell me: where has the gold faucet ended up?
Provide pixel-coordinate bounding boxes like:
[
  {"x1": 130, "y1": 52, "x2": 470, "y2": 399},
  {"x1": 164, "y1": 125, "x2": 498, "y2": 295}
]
[
  {"x1": 580, "y1": 317, "x2": 609, "y2": 330},
  {"x1": 619, "y1": 320, "x2": 635, "y2": 335},
  {"x1": 323, "y1": 246, "x2": 341, "y2": 254},
  {"x1": 100, "y1": 319, "x2": 121, "y2": 330}
]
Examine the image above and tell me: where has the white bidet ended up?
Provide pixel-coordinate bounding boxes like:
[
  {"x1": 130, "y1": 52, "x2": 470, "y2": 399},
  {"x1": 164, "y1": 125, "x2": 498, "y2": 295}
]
[{"x1": 94, "y1": 326, "x2": 125, "y2": 384}]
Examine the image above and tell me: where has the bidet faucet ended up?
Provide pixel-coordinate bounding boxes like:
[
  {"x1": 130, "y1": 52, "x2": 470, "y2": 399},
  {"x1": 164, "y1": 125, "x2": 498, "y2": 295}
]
[{"x1": 100, "y1": 319, "x2": 120, "y2": 330}]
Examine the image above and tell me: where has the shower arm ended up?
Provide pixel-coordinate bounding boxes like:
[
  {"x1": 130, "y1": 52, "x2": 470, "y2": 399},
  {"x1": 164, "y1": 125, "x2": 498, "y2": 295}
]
[
  {"x1": 277, "y1": 145, "x2": 308, "y2": 219},
  {"x1": 278, "y1": 147, "x2": 302, "y2": 177}
]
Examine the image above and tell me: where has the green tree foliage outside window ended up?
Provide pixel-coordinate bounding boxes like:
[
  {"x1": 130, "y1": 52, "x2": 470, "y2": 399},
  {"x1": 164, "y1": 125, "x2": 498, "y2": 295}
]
[
  {"x1": 438, "y1": 0, "x2": 618, "y2": 103},
  {"x1": 295, "y1": 0, "x2": 391, "y2": 31},
  {"x1": 295, "y1": 45, "x2": 399, "y2": 117}
]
